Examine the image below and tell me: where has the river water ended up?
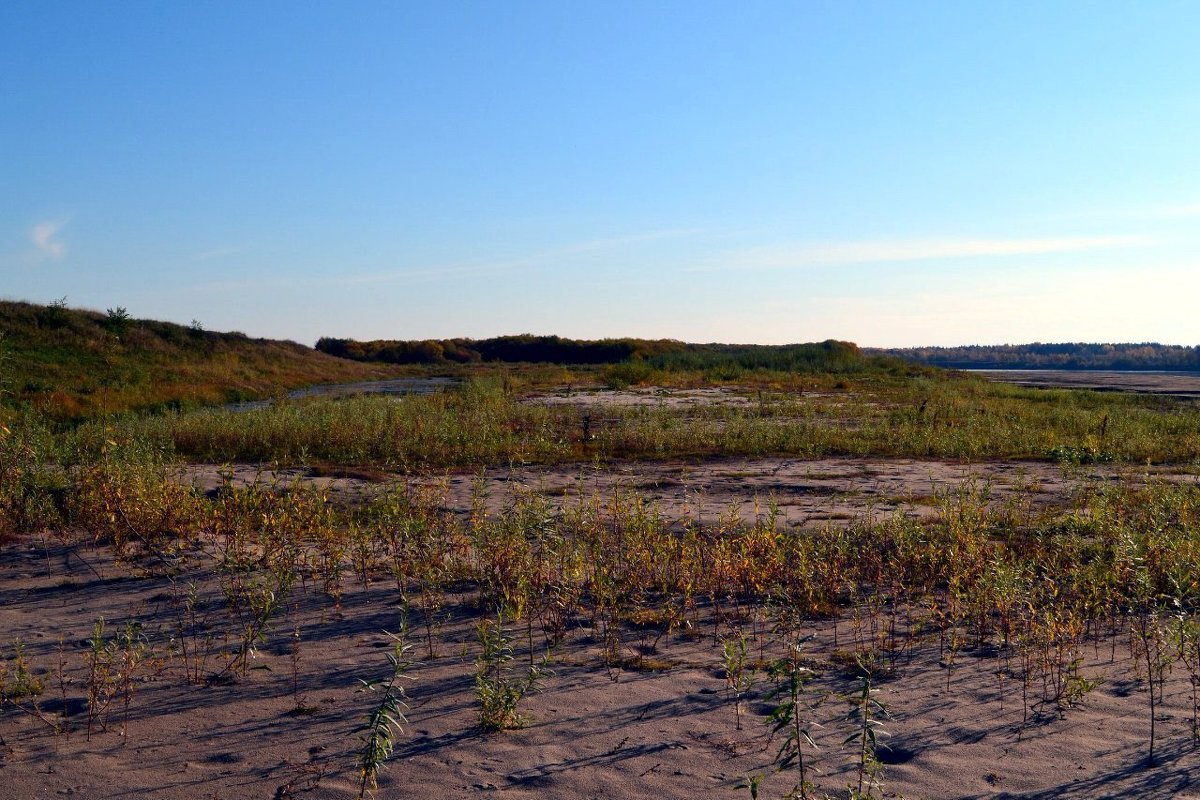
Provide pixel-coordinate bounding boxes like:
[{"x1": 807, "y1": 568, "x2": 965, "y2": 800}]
[
  {"x1": 966, "y1": 369, "x2": 1200, "y2": 397},
  {"x1": 225, "y1": 377, "x2": 458, "y2": 412}
]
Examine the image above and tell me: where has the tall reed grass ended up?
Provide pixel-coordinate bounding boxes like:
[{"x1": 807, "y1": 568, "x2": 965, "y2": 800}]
[{"x1": 87, "y1": 376, "x2": 1200, "y2": 469}]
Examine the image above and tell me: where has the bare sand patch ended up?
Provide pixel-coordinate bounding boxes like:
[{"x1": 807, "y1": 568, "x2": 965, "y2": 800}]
[
  {"x1": 524, "y1": 386, "x2": 759, "y2": 409},
  {"x1": 180, "y1": 456, "x2": 1174, "y2": 528},
  {"x1": 1, "y1": 537, "x2": 1199, "y2": 799},
  {"x1": 5, "y1": 455, "x2": 1199, "y2": 798}
]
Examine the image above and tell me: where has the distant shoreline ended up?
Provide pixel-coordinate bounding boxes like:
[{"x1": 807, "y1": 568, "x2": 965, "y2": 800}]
[
  {"x1": 953, "y1": 366, "x2": 1200, "y2": 373},
  {"x1": 967, "y1": 368, "x2": 1200, "y2": 397},
  {"x1": 870, "y1": 343, "x2": 1200, "y2": 373}
]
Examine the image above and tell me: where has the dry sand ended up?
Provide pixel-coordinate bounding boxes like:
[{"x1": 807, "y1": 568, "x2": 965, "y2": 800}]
[
  {"x1": 3, "y1": 456, "x2": 1200, "y2": 798},
  {"x1": 2, "y1": 534, "x2": 1200, "y2": 800},
  {"x1": 180, "y1": 455, "x2": 1177, "y2": 529}
]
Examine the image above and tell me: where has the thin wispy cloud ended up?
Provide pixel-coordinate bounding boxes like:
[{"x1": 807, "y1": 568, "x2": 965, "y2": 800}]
[
  {"x1": 190, "y1": 244, "x2": 251, "y2": 262},
  {"x1": 557, "y1": 227, "x2": 705, "y2": 255},
  {"x1": 1045, "y1": 203, "x2": 1200, "y2": 225},
  {"x1": 174, "y1": 260, "x2": 517, "y2": 296},
  {"x1": 338, "y1": 261, "x2": 509, "y2": 286},
  {"x1": 338, "y1": 227, "x2": 705, "y2": 286},
  {"x1": 30, "y1": 219, "x2": 68, "y2": 259},
  {"x1": 1134, "y1": 203, "x2": 1200, "y2": 220},
  {"x1": 711, "y1": 234, "x2": 1148, "y2": 271},
  {"x1": 173, "y1": 227, "x2": 701, "y2": 292}
]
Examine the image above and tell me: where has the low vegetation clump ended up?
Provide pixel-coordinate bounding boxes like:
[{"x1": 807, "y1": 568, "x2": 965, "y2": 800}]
[{"x1": 80, "y1": 372, "x2": 1200, "y2": 468}]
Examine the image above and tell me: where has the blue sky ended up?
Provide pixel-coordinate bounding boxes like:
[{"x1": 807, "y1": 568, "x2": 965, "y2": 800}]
[{"x1": 3, "y1": 2, "x2": 1198, "y2": 346}]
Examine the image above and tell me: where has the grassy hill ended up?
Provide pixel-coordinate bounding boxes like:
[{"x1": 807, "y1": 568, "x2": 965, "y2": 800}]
[{"x1": 0, "y1": 300, "x2": 402, "y2": 420}]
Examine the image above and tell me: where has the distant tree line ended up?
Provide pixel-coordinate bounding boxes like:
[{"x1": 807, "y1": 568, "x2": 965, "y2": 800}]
[
  {"x1": 314, "y1": 334, "x2": 680, "y2": 365},
  {"x1": 870, "y1": 343, "x2": 1200, "y2": 371},
  {"x1": 315, "y1": 334, "x2": 889, "y2": 373},
  {"x1": 647, "y1": 340, "x2": 872, "y2": 372}
]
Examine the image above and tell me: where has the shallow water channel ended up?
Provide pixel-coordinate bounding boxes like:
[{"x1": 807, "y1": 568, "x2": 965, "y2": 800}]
[{"x1": 225, "y1": 376, "x2": 458, "y2": 412}]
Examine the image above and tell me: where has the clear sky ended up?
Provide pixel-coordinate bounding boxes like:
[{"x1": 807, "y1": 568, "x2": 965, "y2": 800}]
[{"x1": 3, "y1": 1, "x2": 1198, "y2": 347}]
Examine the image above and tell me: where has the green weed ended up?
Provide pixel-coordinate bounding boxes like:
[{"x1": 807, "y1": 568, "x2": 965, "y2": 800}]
[{"x1": 356, "y1": 626, "x2": 414, "y2": 799}]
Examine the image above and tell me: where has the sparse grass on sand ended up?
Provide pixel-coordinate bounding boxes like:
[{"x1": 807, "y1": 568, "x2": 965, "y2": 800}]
[{"x1": 2, "y1": 365, "x2": 1200, "y2": 798}]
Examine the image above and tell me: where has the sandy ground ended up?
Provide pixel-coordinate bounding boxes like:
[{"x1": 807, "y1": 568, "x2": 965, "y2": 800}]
[
  {"x1": 1, "y1": 456, "x2": 1199, "y2": 798},
  {"x1": 179, "y1": 456, "x2": 1185, "y2": 529},
  {"x1": 526, "y1": 386, "x2": 759, "y2": 408},
  {"x1": 2, "y1": 531, "x2": 1199, "y2": 800},
  {"x1": 4, "y1": 375, "x2": 1200, "y2": 798}
]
